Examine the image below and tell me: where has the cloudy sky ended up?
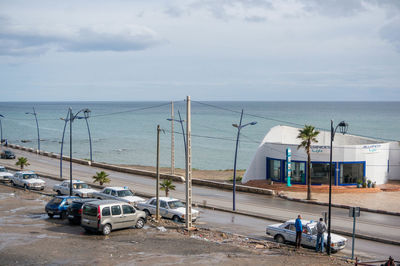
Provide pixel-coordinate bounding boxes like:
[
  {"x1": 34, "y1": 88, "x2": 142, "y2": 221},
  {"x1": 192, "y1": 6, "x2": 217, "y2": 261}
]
[{"x1": 0, "y1": 0, "x2": 399, "y2": 101}]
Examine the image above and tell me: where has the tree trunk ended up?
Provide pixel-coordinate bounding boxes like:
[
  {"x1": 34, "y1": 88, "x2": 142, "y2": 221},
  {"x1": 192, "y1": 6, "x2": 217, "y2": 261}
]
[
  {"x1": 100, "y1": 181, "x2": 103, "y2": 186},
  {"x1": 307, "y1": 148, "x2": 312, "y2": 200},
  {"x1": 166, "y1": 189, "x2": 169, "y2": 197}
]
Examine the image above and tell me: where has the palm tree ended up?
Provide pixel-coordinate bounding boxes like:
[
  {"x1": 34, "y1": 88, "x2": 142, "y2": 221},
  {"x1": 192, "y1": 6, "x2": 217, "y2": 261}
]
[
  {"x1": 160, "y1": 179, "x2": 176, "y2": 197},
  {"x1": 297, "y1": 125, "x2": 320, "y2": 200},
  {"x1": 92, "y1": 171, "x2": 110, "y2": 186},
  {"x1": 16, "y1": 157, "x2": 30, "y2": 170}
]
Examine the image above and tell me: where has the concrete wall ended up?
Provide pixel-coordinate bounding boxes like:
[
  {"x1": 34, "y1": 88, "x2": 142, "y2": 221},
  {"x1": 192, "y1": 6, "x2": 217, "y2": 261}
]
[{"x1": 388, "y1": 142, "x2": 400, "y2": 180}]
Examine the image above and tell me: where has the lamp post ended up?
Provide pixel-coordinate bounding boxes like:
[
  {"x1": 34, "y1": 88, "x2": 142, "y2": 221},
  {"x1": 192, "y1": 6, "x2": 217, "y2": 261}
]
[
  {"x1": 232, "y1": 109, "x2": 257, "y2": 211},
  {"x1": 60, "y1": 111, "x2": 70, "y2": 179},
  {"x1": 25, "y1": 107, "x2": 40, "y2": 153},
  {"x1": 0, "y1": 114, "x2": 4, "y2": 145},
  {"x1": 83, "y1": 109, "x2": 93, "y2": 164},
  {"x1": 327, "y1": 120, "x2": 348, "y2": 255},
  {"x1": 67, "y1": 108, "x2": 91, "y2": 196},
  {"x1": 167, "y1": 110, "x2": 187, "y2": 164}
]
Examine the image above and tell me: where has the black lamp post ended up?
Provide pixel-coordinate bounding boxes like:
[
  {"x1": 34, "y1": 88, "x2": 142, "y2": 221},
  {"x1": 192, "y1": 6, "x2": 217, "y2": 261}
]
[
  {"x1": 25, "y1": 107, "x2": 40, "y2": 153},
  {"x1": 327, "y1": 120, "x2": 348, "y2": 255},
  {"x1": 232, "y1": 109, "x2": 257, "y2": 211},
  {"x1": 0, "y1": 114, "x2": 4, "y2": 144}
]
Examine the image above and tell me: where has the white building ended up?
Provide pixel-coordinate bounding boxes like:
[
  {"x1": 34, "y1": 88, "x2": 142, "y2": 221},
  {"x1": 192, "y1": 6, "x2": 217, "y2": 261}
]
[{"x1": 243, "y1": 125, "x2": 400, "y2": 185}]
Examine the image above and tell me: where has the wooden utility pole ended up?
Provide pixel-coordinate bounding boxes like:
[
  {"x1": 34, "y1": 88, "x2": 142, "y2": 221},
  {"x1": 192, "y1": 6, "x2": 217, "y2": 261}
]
[
  {"x1": 185, "y1": 96, "x2": 193, "y2": 229},
  {"x1": 156, "y1": 125, "x2": 161, "y2": 221},
  {"x1": 170, "y1": 101, "x2": 175, "y2": 175}
]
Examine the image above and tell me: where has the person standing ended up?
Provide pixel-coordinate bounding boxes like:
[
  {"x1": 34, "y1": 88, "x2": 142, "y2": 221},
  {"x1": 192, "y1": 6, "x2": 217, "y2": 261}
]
[
  {"x1": 316, "y1": 218, "x2": 327, "y2": 252},
  {"x1": 295, "y1": 215, "x2": 302, "y2": 249}
]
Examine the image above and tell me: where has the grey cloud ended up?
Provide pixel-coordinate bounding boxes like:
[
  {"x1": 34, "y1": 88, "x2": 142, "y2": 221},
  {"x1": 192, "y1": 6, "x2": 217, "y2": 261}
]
[
  {"x1": 0, "y1": 20, "x2": 164, "y2": 56},
  {"x1": 380, "y1": 18, "x2": 400, "y2": 52}
]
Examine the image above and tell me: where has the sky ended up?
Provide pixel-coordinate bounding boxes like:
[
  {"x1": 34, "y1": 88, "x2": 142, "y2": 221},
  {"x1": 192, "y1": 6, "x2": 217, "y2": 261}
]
[{"x1": 0, "y1": 0, "x2": 399, "y2": 101}]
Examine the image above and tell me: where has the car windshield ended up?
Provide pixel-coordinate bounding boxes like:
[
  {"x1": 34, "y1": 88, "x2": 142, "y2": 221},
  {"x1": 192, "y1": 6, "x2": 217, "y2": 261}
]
[
  {"x1": 0, "y1": 168, "x2": 6, "y2": 172},
  {"x1": 117, "y1": 190, "x2": 134, "y2": 197},
  {"x1": 74, "y1": 183, "x2": 89, "y2": 189},
  {"x1": 5, "y1": 151, "x2": 12, "y2": 154},
  {"x1": 168, "y1": 200, "x2": 185, "y2": 209},
  {"x1": 23, "y1": 174, "x2": 38, "y2": 179}
]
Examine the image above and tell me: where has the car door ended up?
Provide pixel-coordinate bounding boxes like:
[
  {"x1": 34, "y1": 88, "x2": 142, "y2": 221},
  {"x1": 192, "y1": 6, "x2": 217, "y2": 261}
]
[
  {"x1": 160, "y1": 200, "x2": 169, "y2": 218},
  {"x1": 283, "y1": 223, "x2": 296, "y2": 243},
  {"x1": 110, "y1": 190, "x2": 118, "y2": 200},
  {"x1": 61, "y1": 182, "x2": 69, "y2": 194},
  {"x1": 101, "y1": 188, "x2": 111, "y2": 199},
  {"x1": 110, "y1": 204, "x2": 124, "y2": 229},
  {"x1": 122, "y1": 204, "x2": 137, "y2": 228},
  {"x1": 147, "y1": 199, "x2": 156, "y2": 215},
  {"x1": 302, "y1": 226, "x2": 316, "y2": 248}
]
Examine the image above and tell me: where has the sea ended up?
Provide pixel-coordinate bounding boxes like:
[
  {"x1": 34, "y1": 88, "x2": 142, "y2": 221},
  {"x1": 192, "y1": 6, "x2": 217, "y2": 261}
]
[{"x1": 0, "y1": 101, "x2": 399, "y2": 170}]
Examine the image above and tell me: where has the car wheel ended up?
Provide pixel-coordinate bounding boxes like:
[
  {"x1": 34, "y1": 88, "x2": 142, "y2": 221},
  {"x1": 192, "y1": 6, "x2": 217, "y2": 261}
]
[
  {"x1": 24, "y1": 184, "x2": 29, "y2": 190},
  {"x1": 144, "y1": 210, "x2": 151, "y2": 217},
  {"x1": 60, "y1": 211, "x2": 67, "y2": 220},
  {"x1": 274, "y1": 234, "x2": 285, "y2": 244},
  {"x1": 172, "y1": 215, "x2": 181, "y2": 223},
  {"x1": 57, "y1": 190, "x2": 62, "y2": 195},
  {"x1": 84, "y1": 228, "x2": 92, "y2": 234},
  {"x1": 135, "y1": 218, "x2": 145, "y2": 229},
  {"x1": 102, "y1": 224, "x2": 111, "y2": 235},
  {"x1": 48, "y1": 213, "x2": 54, "y2": 218},
  {"x1": 11, "y1": 181, "x2": 15, "y2": 186}
]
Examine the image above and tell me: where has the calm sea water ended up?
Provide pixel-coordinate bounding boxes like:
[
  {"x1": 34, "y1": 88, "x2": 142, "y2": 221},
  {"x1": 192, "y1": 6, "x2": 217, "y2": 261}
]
[{"x1": 0, "y1": 101, "x2": 399, "y2": 170}]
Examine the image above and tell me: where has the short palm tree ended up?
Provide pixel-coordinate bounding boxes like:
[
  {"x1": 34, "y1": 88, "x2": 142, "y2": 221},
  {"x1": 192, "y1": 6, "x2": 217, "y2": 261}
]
[
  {"x1": 297, "y1": 125, "x2": 320, "y2": 200},
  {"x1": 16, "y1": 157, "x2": 30, "y2": 170},
  {"x1": 92, "y1": 171, "x2": 110, "y2": 186},
  {"x1": 160, "y1": 179, "x2": 176, "y2": 197}
]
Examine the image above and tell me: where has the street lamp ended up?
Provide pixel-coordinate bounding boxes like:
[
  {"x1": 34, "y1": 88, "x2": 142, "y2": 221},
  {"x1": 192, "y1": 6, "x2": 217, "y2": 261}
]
[
  {"x1": 327, "y1": 120, "x2": 348, "y2": 255},
  {"x1": 0, "y1": 114, "x2": 4, "y2": 145},
  {"x1": 67, "y1": 108, "x2": 91, "y2": 196},
  {"x1": 232, "y1": 109, "x2": 257, "y2": 211},
  {"x1": 83, "y1": 109, "x2": 93, "y2": 164},
  {"x1": 167, "y1": 110, "x2": 187, "y2": 164},
  {"x1": 25, "y1": 107, "x2": 40, "y2": 153}
]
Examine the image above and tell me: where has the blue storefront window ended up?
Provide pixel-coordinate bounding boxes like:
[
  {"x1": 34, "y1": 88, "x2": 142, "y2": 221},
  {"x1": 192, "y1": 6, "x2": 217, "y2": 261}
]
[{"x1": 338, "y1": 162, "x2": 365, "y2": 185}]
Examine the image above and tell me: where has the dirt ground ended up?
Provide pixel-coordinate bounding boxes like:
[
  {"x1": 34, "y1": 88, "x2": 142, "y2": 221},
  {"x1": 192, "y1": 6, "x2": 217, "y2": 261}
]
[{"x1": 0, "y1": 184, "x2": 350, "y2": 266}]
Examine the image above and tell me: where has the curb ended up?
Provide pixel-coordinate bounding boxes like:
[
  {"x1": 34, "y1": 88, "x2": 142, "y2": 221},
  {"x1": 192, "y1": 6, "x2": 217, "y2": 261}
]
[{"x1": 278, "y1": 194, "x2": 400, "y2": 217}]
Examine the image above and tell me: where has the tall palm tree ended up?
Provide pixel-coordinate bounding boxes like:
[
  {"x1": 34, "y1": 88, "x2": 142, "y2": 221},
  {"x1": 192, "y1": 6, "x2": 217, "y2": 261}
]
[
  {"x1": 160, "y1": 179, "x2": 176, "y2": 197},
  {"x1": 297, "y1": 125, "x2": 320, "y2": 200},
  {"x1": 92, "y1": 171, "x2": 110, "y2": 186},
  {"x1": 16, "y1": 157, "x2": 30, "y2": 170}
]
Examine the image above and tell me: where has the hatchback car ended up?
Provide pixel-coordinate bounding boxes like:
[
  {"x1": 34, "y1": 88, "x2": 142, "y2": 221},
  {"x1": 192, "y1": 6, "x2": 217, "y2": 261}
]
[
  {"x1": 45, "y1": 196, "x2": 79, "y2": 219},
  {"x1": 1, "y1": 150, "x2": 15, "y2": 159},
  {"x1": 67, "y1": 198, "x2": 98, "y2": 225},
  {"x1": 81, "y1": 200, "x2": 147, "y2": 235}
]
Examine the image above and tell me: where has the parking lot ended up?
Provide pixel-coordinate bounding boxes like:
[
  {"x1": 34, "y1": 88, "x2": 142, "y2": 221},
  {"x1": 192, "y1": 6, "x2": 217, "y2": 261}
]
[{"x1": 0, "y1": 183, "x2": 351, "y2": 265}]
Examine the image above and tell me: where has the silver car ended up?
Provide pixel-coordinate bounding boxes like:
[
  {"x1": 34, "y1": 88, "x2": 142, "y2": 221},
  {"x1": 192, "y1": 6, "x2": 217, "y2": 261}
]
[
  {"x1": 0, "y1": 166, "x2": 13, "y2": 182},
  {"x1": 81, "y1": 200, "x2": 146, "y2": 235},
  {"x1": 266, "y1": 219, "x2": 347, "y2": 252}
]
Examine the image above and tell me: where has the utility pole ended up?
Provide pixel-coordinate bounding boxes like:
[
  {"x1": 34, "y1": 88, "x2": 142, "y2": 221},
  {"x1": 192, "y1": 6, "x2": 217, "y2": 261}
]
[
  {"x1": 170, "y1": 101, "x2": 175, "y2": 175},
  {"x1": 185, "y1": 96, "x2": 192, "y2": 229},
  {"x1": 69, "y1": 108, "x2": 73, "y2": 196},
  {"x1": 156, "y1": 125, "x2": 161, "y2": 221}
]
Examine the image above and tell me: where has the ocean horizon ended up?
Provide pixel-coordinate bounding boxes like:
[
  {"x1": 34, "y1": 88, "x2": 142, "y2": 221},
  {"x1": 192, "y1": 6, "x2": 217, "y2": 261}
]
[{"x1": 1, "y1": 101, "x2": 399, "y2": 170}]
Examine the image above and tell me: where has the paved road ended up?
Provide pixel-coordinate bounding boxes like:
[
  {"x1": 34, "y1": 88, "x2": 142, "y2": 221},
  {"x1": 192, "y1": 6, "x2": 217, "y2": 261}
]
[{"x1": 2, "y1": 148, "x2": 400, "y2": 245}]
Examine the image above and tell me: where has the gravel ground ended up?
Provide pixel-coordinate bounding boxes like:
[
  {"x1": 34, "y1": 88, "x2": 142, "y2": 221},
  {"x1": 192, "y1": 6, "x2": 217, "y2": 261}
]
[{"x1": 0, "y1": 183, "x2": 350, "y2": 265}]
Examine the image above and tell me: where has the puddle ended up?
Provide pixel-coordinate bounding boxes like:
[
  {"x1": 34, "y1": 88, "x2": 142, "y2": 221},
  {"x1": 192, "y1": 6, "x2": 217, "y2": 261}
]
[
  {"x1": 0, "y1": 193, "x2": 15, "y2": 200},
  {"x1": 10, "y1": 207, "x2": 27, "y2": 213},
  {"x1": 26, "y1": 213, "x2": 49, "y2": 220}
]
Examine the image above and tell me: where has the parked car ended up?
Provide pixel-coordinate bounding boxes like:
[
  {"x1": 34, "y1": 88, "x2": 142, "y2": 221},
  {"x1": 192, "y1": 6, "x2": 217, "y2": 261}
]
[
  {"x1": 45, "y1": 196, "x2": 79, "y2": 219},
  {"x1": 53, "y1": 180, "x2": 97, "y2": 198},
  {"x1": 92, "y1": 186, "x2": 145, "y2": 206},
  {"x1": 136, "y1": 197, "x2": 199, "y2": 223},
  {"x1": 67, "y1": 198, "x2": 98, "y2": 225},
  {"x1": 266, "y1": 219, "x2": 347, "y2": 252},
  {"x1": 0, "y1": 166, "x2": 13, "y2": 182},
  {"x1": 81, "y1": 200, "x2": 147, "y2": 235},
  {"x1": 10, "y1": 171, "x2": 46, "y2": 190},
  {"x1": 1, "y1": 150, "x2": 15, "y2": 159}
]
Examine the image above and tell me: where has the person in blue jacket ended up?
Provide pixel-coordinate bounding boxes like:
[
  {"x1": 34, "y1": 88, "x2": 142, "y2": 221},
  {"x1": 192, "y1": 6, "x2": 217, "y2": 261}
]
[{"x1": 295, "y1": 214, "x2": 302, "y2": 248}]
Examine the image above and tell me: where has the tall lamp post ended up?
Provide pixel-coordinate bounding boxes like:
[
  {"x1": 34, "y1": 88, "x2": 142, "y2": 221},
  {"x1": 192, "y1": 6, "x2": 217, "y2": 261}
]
[
  {"x1": 0, "y1": 114, "x2": 4, "y2": 145},
  {"x1": 327, "y1": 120, "x2": 348, "y2": 255},
  {"x1": 232, "y1": 109, "x2": 257, "y2": 211},
  {"x1": 167, "y1": 110, "x2": 187, "y2": 164},
  {"x1": 25, "y1": 107, "x2": 40, "y2": 153},
  {"x1": 83, "y1": 109, "x2": 93, "y2": 164},
  {"x1": 67, "y1": 108, "x2": 91, "y2": 196}
]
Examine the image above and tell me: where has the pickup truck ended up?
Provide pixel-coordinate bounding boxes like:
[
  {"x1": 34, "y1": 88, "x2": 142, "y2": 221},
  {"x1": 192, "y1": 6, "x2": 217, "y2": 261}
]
[
  {"x1": 10, "y1": 171, "x2": 46, "y2": 190},
  {"x1": 53, "y1": 180, "x2": 97, "y2": 198},
  {"x1": 136, "y1": 197, "x2": 199, "y2": 223},
  {"x1": 92, "y1": 186, "x2": 145, "y2": 206}
]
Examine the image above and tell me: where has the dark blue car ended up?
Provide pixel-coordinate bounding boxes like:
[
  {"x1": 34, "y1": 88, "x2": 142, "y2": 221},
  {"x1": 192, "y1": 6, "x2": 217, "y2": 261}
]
[{"x1": 45, "y1": 196, "x2": 79, "y2": 219}]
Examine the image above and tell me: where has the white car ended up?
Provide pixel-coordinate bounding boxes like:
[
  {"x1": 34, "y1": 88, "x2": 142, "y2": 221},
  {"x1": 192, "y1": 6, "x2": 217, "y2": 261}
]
[
  {"x1": 92, "y1": 187, "x2": 145, "y2": 206},
  {"x1": 0, "y1": 166, "x2": 13, "y2": 182},
  {"x1": 266, "y1": 219, "x2": 347, "y2": 252},
  {"x1": 53, "y1": 180, "x2": 97, "y2": 198},
  {"x1": 10, "y1": 171, "x2": 46, "y2": 190},
  {"x1": 136, "y1": 197, "x2": 199, "y2": 223}
]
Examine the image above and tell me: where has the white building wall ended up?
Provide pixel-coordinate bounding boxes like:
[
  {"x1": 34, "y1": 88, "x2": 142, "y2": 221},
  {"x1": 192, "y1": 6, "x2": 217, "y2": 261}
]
[{"x1": 388, "y1": 142, "x2": 400, "y2": 181}]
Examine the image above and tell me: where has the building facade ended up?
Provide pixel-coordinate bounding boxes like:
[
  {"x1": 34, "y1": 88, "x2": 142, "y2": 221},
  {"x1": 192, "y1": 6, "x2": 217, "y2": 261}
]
[{"x1": 243, "y1": 126, "x2": 400, "y2": 185}]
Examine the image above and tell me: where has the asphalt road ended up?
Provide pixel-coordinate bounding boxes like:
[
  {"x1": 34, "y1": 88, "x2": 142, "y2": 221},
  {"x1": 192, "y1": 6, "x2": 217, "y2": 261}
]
[{"x1": 1, "y1": 148, "x2": 400, "y2": 246}]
